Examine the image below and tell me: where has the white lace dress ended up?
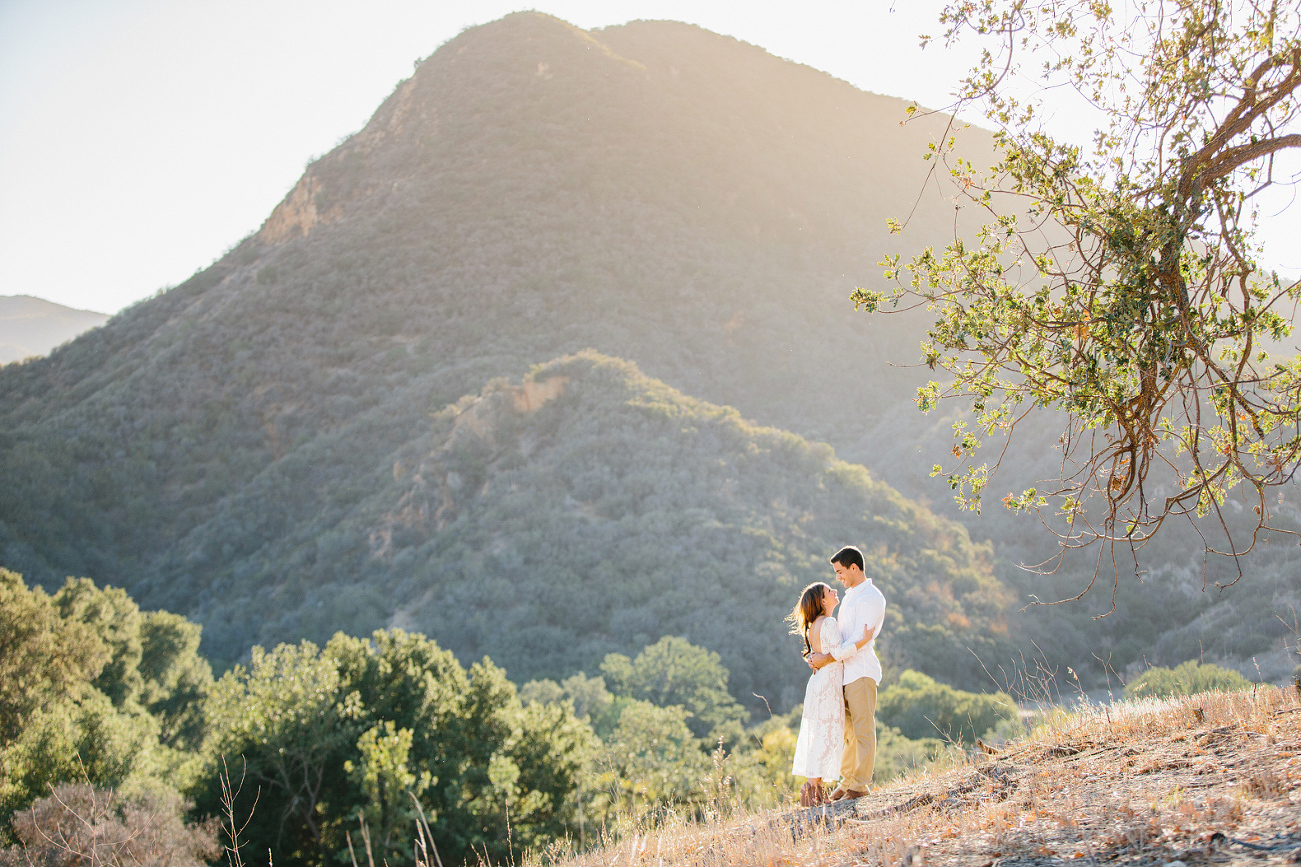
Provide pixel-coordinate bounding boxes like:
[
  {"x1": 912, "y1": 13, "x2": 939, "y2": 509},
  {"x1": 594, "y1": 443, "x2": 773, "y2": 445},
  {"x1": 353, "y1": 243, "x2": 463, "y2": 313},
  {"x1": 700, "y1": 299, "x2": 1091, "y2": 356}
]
[{"x1": 791, "y1": 616, "x2": 845, "y2": 779}]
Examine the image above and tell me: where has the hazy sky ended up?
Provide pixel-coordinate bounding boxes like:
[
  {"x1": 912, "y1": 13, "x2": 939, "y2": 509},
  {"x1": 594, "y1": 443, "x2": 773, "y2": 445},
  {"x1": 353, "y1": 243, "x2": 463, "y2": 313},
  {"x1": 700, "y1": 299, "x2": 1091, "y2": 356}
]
[{"x1": 2, "y1": 1, "x2": 1298, "y2": 315}]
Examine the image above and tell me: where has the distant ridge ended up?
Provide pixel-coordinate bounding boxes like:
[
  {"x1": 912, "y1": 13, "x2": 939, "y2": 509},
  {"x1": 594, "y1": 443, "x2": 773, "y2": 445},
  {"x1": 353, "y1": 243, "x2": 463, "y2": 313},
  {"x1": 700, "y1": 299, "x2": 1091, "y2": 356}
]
[{"x1": 0, "y1": 295, "x2": 108, "y2": 364}]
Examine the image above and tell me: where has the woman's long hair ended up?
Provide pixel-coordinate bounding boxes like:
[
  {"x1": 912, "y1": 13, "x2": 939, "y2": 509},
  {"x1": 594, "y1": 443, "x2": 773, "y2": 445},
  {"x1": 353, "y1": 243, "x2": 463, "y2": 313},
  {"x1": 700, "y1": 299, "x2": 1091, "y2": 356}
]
[{"x1": 786, "y1": 582, "x2": 831, "y2": 659}]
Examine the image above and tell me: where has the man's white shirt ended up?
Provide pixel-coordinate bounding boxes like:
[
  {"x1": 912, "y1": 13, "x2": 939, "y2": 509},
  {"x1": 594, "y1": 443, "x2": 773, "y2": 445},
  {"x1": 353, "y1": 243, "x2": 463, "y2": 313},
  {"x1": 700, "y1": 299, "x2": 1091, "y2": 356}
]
[{"x1": 830, "y1": 578, "x2": 886, "y2": 685}]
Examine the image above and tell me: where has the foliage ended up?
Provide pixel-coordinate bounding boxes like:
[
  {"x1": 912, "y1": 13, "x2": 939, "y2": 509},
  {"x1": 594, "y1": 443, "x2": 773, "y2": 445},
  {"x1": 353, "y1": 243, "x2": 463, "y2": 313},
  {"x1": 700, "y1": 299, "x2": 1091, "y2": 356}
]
[
  {"x1": 520, "y1": 673, "x2": 620, "y2": 737},
  {"x1": 524, "y1": 640, "x2": 792, "y2": 821},
  {"x1": 0, "y1": 693, "x2": 164, "y2": 828},
  {"x1": 726, "y1": 720, "x2": 799, "y2": 807},
  {"x1": 872, "y1": 721, "x2": 948, "y2": 782},
  {"x1": 0, "y1": 784, "x2": 218, "y2": 867},
  {"x1": 0, "y1": 569, "x2": 105, "y2": 746},
  {"x1": 136, "y1": 611, "x2": 213, "y2": 751},
  {"x1": 44, "y1": 578, "x2": 214, "y2": 742},
  {"x1": 600, "y1": 637, "x2": 748, "y2": 742},
  {"x1": 590, "y1": 701, "x2": 711, "y2": 824},
  {"x1": 0, "y1": 572, "x2": 211, "y2": 828},
  {"x1": 53, "y1": 579, "x2": 147, "y2": 708},
  {"x1": 0, "y1": 572, "x2": 981, "y2": 864},
  {"x1": 199, "y1": 640, "x2": 355, "y2": 865},
  {"x1": 345, "y1": 721, "x2": 431, "y2": 860},
  {"x1": 193, "y1": 629, "x2": 593, "y2": 867},
  {"x1": 1124, "y1": 660, "x2": 1255, "y2": 699},
  {"x1": 522, "y1": 639, "x2": 959, "y2": 825},
  {"x1": 862, "y1": 0, "x2": 1301, "y2": 586},
  {"x1": 876, "y1": 670, "x2": 1017, "y2": 744}
]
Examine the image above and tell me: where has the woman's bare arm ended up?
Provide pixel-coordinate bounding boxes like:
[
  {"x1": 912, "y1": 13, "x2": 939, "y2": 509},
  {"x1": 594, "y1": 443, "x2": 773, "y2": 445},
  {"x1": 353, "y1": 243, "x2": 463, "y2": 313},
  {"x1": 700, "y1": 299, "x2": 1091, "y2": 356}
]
[{"x1": 809, "y1": 623, "x2": 876, "y2": 669}]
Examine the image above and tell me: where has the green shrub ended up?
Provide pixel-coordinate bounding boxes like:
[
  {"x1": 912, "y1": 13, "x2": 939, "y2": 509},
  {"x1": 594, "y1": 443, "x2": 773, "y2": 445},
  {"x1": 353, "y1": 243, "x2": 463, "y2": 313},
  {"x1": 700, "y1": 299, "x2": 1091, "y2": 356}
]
[
  {"x1": 193, "y1": 629, "x2": 594, "y2": 867},
  {"x1": 1123, "y1": 660, "x2": 1253, "y2": 699},
  {"x1": 600, "y1": 636, "x2": 747, "y2": 742},
  {"x1": 0, "y1": 571, "x2": 209, "y2": 826},
  {"x1": 876, "y1": 670, "x2": 1017, "y2": 745},
  {"x1": 873, "y1": 721, "x2": 946, "y2": 783}
]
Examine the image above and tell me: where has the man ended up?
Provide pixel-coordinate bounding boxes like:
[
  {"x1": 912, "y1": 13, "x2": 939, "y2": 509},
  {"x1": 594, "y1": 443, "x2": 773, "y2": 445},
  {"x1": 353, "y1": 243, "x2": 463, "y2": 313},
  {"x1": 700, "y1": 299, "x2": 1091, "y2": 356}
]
[{"x1": 808, "y1": 544, "x2": 886, "y2": 801}]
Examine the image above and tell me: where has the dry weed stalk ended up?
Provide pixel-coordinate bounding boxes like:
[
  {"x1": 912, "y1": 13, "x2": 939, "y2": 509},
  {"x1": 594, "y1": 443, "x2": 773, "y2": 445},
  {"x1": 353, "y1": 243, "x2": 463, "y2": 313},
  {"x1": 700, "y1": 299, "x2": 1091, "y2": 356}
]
[{"x1": 218, "y1": 757, "x2": 259, "y2": 867}]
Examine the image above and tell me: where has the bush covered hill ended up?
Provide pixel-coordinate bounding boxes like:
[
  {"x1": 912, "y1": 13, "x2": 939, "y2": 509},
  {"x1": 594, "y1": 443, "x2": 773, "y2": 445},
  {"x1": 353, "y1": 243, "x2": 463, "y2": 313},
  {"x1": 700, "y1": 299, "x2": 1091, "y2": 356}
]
[
  {"x1": 0, "y1": 12, "x2": 1292, "y2": 689},
  {"x1": 75, "y1": 351, "x2": 1016, "y2": 705}
]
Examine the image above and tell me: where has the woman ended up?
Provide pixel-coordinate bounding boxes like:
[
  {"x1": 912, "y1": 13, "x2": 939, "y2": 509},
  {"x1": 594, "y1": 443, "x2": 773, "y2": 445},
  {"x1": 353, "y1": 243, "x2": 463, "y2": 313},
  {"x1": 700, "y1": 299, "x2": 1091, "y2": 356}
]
[{"x1": 787, "y1": 581, "x2": 874, "y2": 806}]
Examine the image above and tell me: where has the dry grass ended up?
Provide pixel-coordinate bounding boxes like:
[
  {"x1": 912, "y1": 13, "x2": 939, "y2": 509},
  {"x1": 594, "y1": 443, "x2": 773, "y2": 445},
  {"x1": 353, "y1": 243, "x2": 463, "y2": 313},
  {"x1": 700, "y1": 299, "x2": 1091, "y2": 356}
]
[{"x1": 541, "y1": 686, "x2": 1301, "y2": 867}]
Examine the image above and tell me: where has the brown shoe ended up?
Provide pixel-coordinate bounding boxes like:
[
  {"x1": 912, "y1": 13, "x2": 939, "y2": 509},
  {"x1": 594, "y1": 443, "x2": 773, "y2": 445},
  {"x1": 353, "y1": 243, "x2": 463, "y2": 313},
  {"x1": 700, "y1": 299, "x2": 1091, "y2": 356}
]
[
  {"x1": 827, "y1": 786, "x2": 849, "y2": 801},
  {"x1": 841, "y1": 789, "x2": 868, "y2": 800},
  {"x1": 800, "y1": 781, "x2": 832, "y2": 807}
]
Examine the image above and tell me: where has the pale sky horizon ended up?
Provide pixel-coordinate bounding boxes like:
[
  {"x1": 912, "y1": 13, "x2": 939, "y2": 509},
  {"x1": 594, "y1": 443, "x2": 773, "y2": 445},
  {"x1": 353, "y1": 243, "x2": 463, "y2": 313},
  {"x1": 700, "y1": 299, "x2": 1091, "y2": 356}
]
[{"x1": 2, "y1": 1, "x2": 1298, "y2": 316}]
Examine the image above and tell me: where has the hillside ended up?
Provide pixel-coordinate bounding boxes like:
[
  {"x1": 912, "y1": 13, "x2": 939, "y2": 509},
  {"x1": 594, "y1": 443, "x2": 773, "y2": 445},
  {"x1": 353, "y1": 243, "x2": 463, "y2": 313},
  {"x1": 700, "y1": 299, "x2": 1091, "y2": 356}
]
[
  {"x1": 132, "y1": 351, "x2": 1013, "y2": 703},
  {"x1": 556, "y1": 686, "x2": 1301, "y2": 867},
  {"x1": 0, "y1": 12, "x2": 1292, "y2": 688},
  {"x1": 0, "y1": 296, "x2": 108, "y2": 364}
]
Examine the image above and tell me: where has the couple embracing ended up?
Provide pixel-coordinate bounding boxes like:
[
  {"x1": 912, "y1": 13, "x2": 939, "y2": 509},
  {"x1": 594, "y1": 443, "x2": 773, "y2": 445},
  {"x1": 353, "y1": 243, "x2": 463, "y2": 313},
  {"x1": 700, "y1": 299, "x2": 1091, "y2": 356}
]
[{"x1": 787, "y1": 545, "x2": 886, "y2": 805}]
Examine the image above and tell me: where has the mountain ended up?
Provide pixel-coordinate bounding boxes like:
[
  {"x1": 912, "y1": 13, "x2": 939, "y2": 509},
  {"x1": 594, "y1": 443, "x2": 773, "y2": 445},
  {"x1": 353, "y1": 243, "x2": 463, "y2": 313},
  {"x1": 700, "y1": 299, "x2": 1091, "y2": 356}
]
[
  {"x1": 0, "y1": 12, "x2": 1291, "y2": 690},
  {"x1": 0, "y1": 296, "x2": 108, "y2": 364},
  {"x1": 0, "y1": 13, "x2": 990, "y2": 663}
]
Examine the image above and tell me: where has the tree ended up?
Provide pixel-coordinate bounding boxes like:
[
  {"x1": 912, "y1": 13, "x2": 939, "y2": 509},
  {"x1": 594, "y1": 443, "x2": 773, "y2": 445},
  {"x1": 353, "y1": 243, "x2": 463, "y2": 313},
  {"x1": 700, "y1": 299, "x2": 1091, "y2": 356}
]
[
  {"x1": 194, "y1": 630, "x2": 593, "y2": 867},
  {"x1": 49, "y1": 579, "x2": 213, "y2": 746},
  {"x1": 344, "y1": 721, "x2": 431, "y2": 863},
  {"x1": 0, "y1": 690, "x2": 163, "y2": 823},
  {"x1": 0, "y1": 570, "x2": 104, "y2": 746},
  {"x1": 0, "y1": 572, "x2": 207, "y2": 827},
  {"x1": 199, "y1": 640, "x2": 356, "y2": 866},
  {"x1": 53, "y1": 579, "x2": 145, "y2": 708},
  {"x1": 600, "y1": 637, "x2": 747, "y2": 742},
  {"x1": 520, "y1": 672, "x2": 619, "y2": 737},
  {"x1": 136, "y1": 610, "x2": 214, "y2": 751},
  {"x1": 591, "y1": 701, "x2": 709, "y2": 824},
  {"x1": 861, "y1": 0, "x2": 1301, "y2": 595}
]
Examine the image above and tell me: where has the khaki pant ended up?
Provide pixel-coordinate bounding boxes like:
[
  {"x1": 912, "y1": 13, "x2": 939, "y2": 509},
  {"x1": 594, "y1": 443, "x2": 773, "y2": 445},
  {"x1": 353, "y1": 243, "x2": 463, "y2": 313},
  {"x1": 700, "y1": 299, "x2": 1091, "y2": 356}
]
[{"x1": 840, "y1": 676, "x2": 877, "y2": 791}]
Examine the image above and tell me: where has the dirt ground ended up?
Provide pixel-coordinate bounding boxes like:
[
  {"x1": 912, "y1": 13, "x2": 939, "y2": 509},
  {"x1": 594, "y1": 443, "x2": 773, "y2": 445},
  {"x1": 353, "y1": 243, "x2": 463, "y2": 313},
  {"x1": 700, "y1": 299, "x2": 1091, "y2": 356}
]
[{"x1": 829, "y1": 688, "x2": 1301, "y2": 867}]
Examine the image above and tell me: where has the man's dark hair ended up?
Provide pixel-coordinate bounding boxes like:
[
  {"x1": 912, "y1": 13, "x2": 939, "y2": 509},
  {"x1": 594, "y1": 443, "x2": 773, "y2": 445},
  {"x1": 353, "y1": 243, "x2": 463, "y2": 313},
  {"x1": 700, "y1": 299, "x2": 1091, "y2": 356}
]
[{"x1": 830, "y1": 545, "x2": 864, "y2": 572}]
